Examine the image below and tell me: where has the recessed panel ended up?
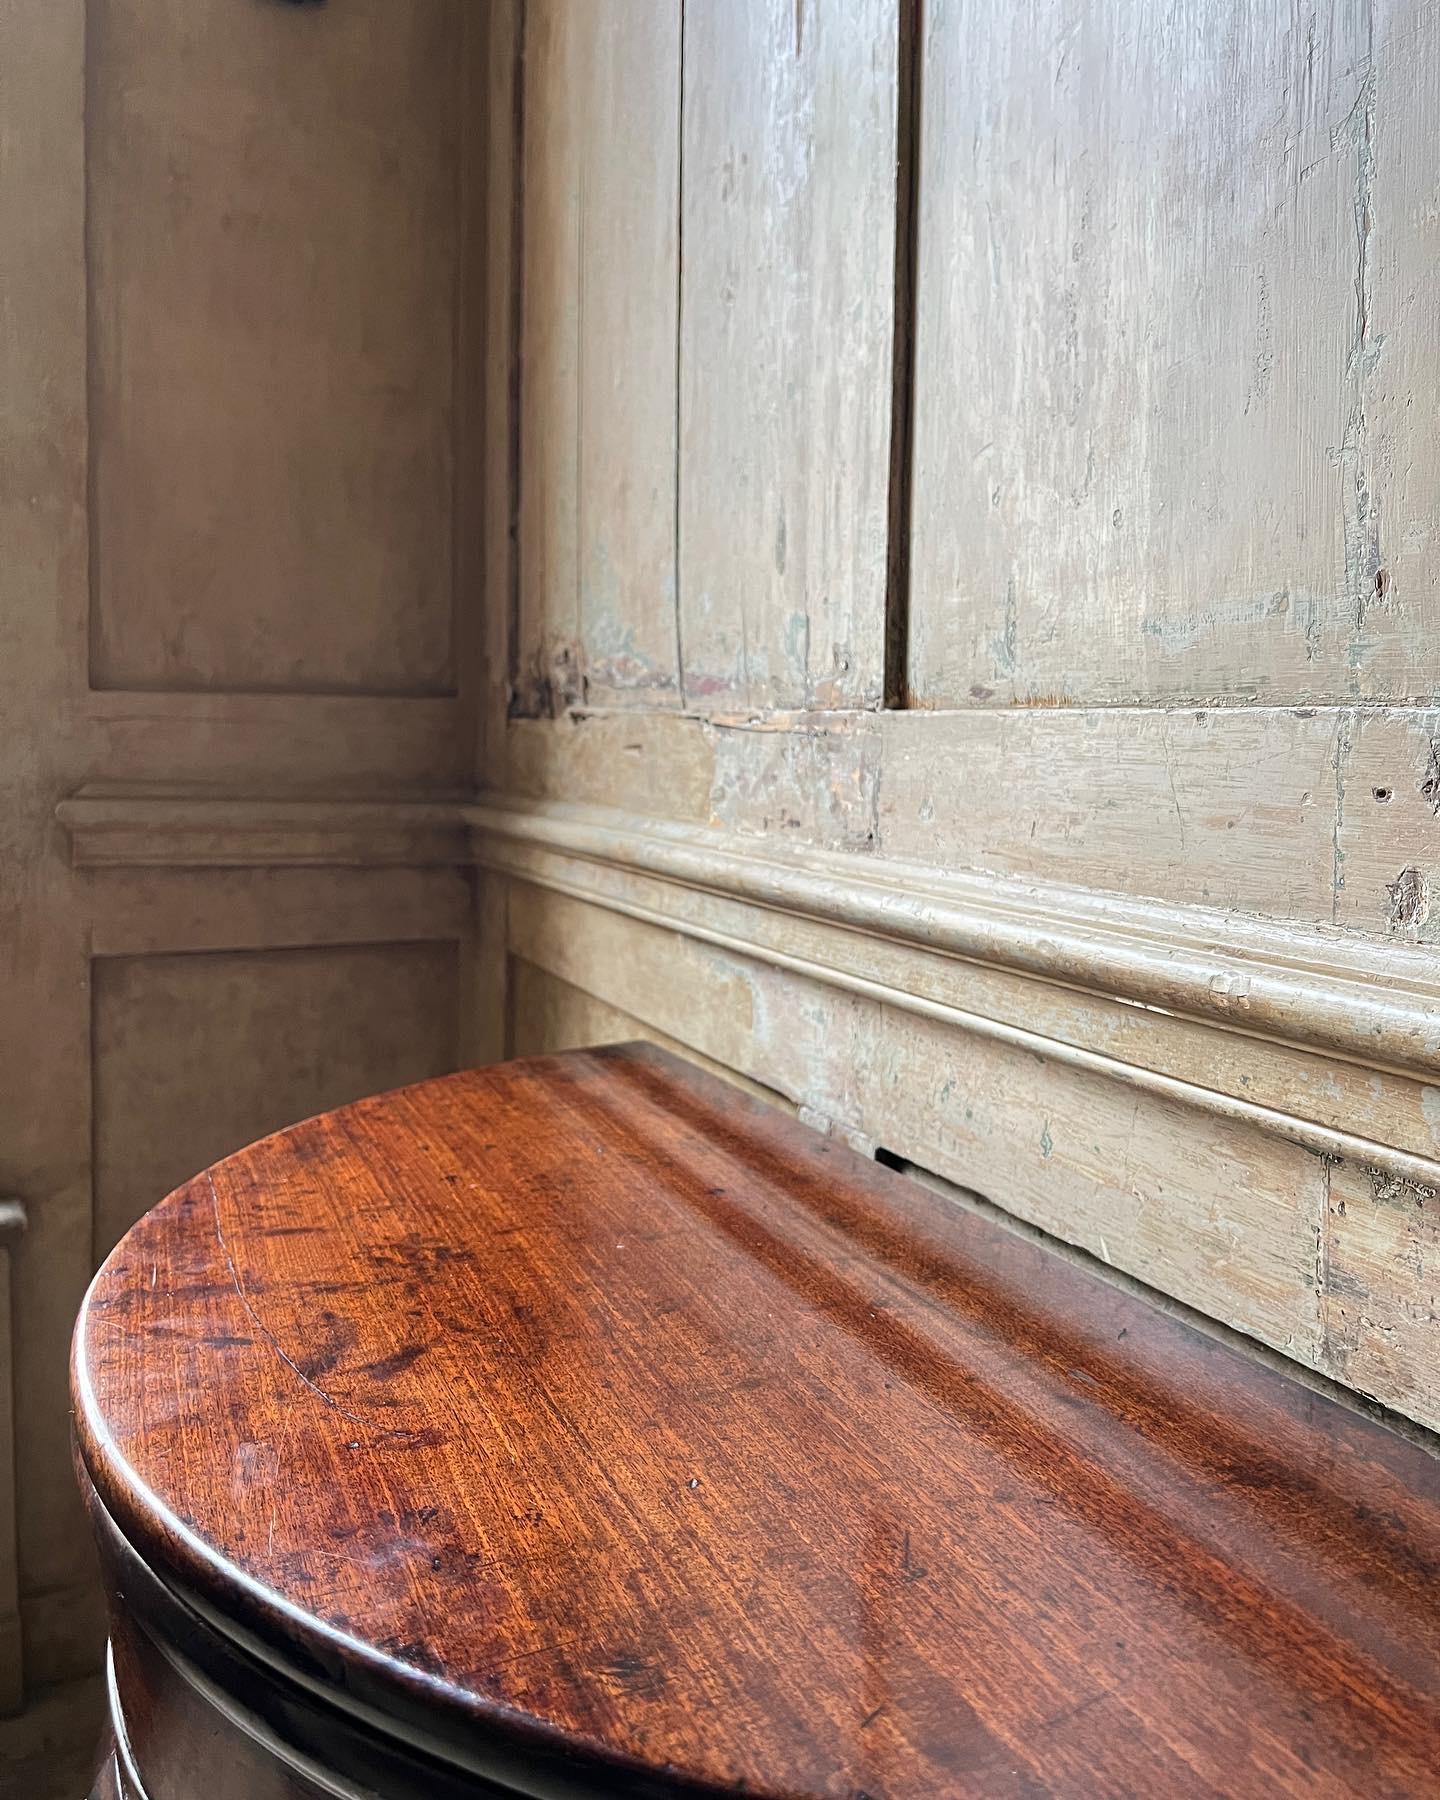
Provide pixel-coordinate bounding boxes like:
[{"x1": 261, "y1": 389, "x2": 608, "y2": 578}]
[
  {"x1": 87, "y1": 0, "x2": 461, "y2": 695},
  {"x1": 93, "y1": 941, "x2": 459, "y2": 1257}
]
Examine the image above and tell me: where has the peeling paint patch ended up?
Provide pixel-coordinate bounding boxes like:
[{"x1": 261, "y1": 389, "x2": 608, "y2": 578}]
[
  {"x1": 1383, "y1": 866, "x2": 1430, "y2": 936},
  {"x1": 1422, "y1": 740, "x2": 1440, "y2": 816},
  {"x1": 511, "y1": 639, "x2": 586, "y2": 720},
  {"x1": 709, "y1": 716, "x2": 882, "y2": 852},
  {"x1": 1367, "y1": 1169, "x2": 1437, "y2": 1212}
]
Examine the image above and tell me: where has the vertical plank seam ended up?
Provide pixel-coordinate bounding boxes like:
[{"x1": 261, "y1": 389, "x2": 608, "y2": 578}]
[
  {"x1": 83, "y1": 0, "x2": 98, "y2": 693},
  {"x1": 505, "y1": 3, "x2": 528, "y2": 716},
  {"x1": 883, "y1": 0, "x2": 923, "y2": 710},
  {"x1": 446, "y1": 1, "x2": 467, "y2": 704},
  {"x1": 673, "y1": 0, "x2": 689, "y2": 711}
]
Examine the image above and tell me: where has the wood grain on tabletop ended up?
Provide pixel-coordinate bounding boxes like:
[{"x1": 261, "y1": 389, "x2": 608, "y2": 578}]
[{"x1": 73, "y1": 1043, "x2": 1440, "y2": 1797}]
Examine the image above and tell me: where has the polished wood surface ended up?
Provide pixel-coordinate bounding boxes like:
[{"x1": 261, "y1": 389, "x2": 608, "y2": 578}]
[{"x1": 74, "y1": 1044, "x2": 1440, "y2": 1797}]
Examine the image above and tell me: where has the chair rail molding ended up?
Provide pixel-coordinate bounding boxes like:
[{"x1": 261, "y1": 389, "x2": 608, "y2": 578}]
[
  {"x1": 468, "y1": 792, "x2": 1440, "y2": 1187},
  {"x1": 57, "y1": 787, "x2": 472, "y2": 869},
  {"x1": 56, "y1": 781, "x2": 1440, "y2": 1183}
]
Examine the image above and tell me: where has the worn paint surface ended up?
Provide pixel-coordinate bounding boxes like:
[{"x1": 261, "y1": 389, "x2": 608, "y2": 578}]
[
  {"x1": 513, "y1": 0, "x2": 897, "y2": 717},
  {"x1": 907, "y1": 0, "x2": 1440, "y2": 709},
  {"x1": 515, "y1": 3, "x2": 683, "y2": 717},
  {"x1": 481, "y1": 0, "x2": 1440, "y2": 1440}
]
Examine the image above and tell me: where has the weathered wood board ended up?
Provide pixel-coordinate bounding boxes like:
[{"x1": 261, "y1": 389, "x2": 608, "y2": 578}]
[
  {"x1": 515, "y1": 1, "x2": 682, "y2": 716},
  {"x1": 677, "y1": 0, "x2": 898, "y2": 711},
  {"x1": 906, "y1": 0, "x2": 1440, "y2": 710}
]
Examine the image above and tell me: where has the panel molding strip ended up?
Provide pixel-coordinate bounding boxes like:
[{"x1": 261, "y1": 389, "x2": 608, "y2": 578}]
[
  {"x1": 57, "y1": 788, "x2": 471, "y2": 869},
  {"x1": 470, "y1": 804, "x2": 1440, "y2": 1189},
  {"x1": 468, "y1": 796, "x2": 1440, "y2": 1085},
  {"x1": 55, "y1": 784, "x2": 1440, "y2": 1182}
]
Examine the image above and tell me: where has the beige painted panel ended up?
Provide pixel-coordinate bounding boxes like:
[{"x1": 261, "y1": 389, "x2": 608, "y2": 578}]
[
  {"x1": 478, "y1": 0, "x2": 522, "y2": 779},
  {"x1": 677, "y1": 0, "x2": 896, "y2": 710},
  {"x1": 88, "y1": 0, "x2": 460, "y2": 695},
  {"x1": 499, "y1": 706, "x2": 1423, "y2": 925},
  {"x1": 89, "y1": 867, "x2": 471, "y2": 961},
  {"x1": 509, "y1": 957, "x2": 645, "y2": 1057},
  {"x1": 505, "y1": 713, "x2": 718, "y2": 821},
  {"x1": 507, "y1": 958, "x2": 790, "y2": 1110},
  {"x1": 878, "y1": 708, "x2": 1341, "y2": 920},
  {"x1": 508, "y1": 889, "x2": 1331, "y2": 1372},
  {"x1": 908, "y1": 0, "x2": 1386, "y2": 708},
  {"x1": 515, "y1": 1, "x2": 681, "y2": 716},
  {"x1": 1362, "y1": 0, "x2": 1440, "y2": 701},
  {"x1": 1, "y1": 0, "x2": 106, "y2": 1684},
  {"x1": 1334, "y1": 707, "x2": 1440, "y2": 940},
  {"x1": 1324, "y1": 1160, "x2": 1440, "y2": 1431},
  {"x1": 515, "y1": 2, "x2": 582, "y2": 714},
  {"x1": 477, "y1": 815, "x2": 1440, "y2": 1170},
  {"x1": 89, "y1": 695, "x2": 472, "y2": 794},
  {"x1": 92, "y1": 940, "x2": 460, "y2": 1257}
]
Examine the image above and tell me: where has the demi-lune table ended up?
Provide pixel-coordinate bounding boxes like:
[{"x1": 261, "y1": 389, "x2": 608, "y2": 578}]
[{"x1": 72, "y1": 1044, "x2": 1440, "y2": 1797}]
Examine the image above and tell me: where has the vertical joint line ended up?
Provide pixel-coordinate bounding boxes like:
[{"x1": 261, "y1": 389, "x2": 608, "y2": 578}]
[
  {"x1": 883, "y1": 0, "x2": 923, "y2": 711},
  {"x1": 673, "y1": 1, "x2": 688, "y2": 711},
  {"x1": 505, "y1": 3, "x2": 528, "y2": 714}
]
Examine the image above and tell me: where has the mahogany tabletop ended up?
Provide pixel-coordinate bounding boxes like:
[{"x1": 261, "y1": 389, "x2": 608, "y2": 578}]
[{"x1": 73, "y1": 1043, "x2": 1440, "y2": 1797}]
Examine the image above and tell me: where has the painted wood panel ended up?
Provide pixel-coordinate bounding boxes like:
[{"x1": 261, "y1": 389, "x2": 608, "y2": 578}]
[
  {"x1": 515, "y1": 1, "x2": 682, "y2": 716},
  {"x1": 506, "y1": 885, "x2": 1440, "y2": 1435},
  {"x1": 677, "y1": 0, "x2": 898, "y2": 711},
  {"x1": 5, "y1": 0, "x2": 483, "y2": 1710},
  {"x1": 474, "y1": 801, "x2": 1440, "y2": 1173},
  {"x1": 88, "y1": 0, "x2": 461, "y2": 695},
  {"x1": 499, "y1": 704, "x2": 1440, "y2": 936},
  {"x1": 92, "y1": 941, "x2": 460, "y2": 1259},
  {"x1": 1324, "y1": 1159, "x2": 1439, "y2": 1424},
  {"x1": 509, "y1": 891, "x2": 1335, "y2": 1378},
  {"x1": 1365, "y1": 0, "x2": 1440, "y2": 701},
  {"x1": 905, "y1": 0, "x2": 1436, "y2": 709},
  {"x1": 508, "y1": 957, "x2": 792, "y2": 1109}
]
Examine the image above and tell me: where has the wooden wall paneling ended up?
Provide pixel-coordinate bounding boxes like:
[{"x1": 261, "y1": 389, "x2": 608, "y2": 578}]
[
  {"x1": 0, "y1": 0, "x2": 100, "y2": 1694},
  {"x1": 1334, "y1": 707, "x2": 1440, "y2": 938},
  {"x1": 576, "y1": 4, "x2": 682, "y2": 712},
  {"x1": 504, "y1": 712, "x2": 718, "y2": 820},
  {"x1": 86, "y1": 866, "x2": 471, "y2": 963},
  {"x1": 494, "y1": 703, "x2": 1440, "y2": 933},
  {"x1": 1323, "y1": 1157, "x2": 1440, "y2": 1425},
  {"x1": 506, "y1": 891, "x2": 1344, "y2": 1382},
  {"x1": 1352, "y1": 0, "x2": 1440, "y2": 700},
  {"x1": 57, "y1": 789, "x2": 473, "y2": 870},
  {"x1": 515, "y1": 1, "x2": 583, "y2": 716},
  {"x1": 676, "y1": 0, "x2": 898, "y2": 711},
  {"x1": 514, "y1": 1, "x2": 682, "y2": 718},
  {"x1": 877, "y1": 707, "x2": 1343, "y2": 920},
  {"x1": 907, "y1": 0, "x2": 1377, "y2": 708},
  {"x1": 473, "y1": 801, "x2": 1440, "y2": 1171},
  {"x1": 507, "y1": 958, "x2": 793, "y2": 1112},
  {"x1": 472, "y1": 0, "x2": 524, "y2": 1066},
  {"x1": 87, "y1": 0, "x2": 462, "y2": 696},
  {"x1": 478, "y1": 0, "x2": 521, "y2": 781},
  {"x1": 6, "y1": 0, "x2": 484, "y2": 1701},
  {"x1": 91, "y1": 940, "x2": 462, "y2": 1260},
  {"x1": 87, "y1": 694, "x2": 474, "y2": 795}
]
